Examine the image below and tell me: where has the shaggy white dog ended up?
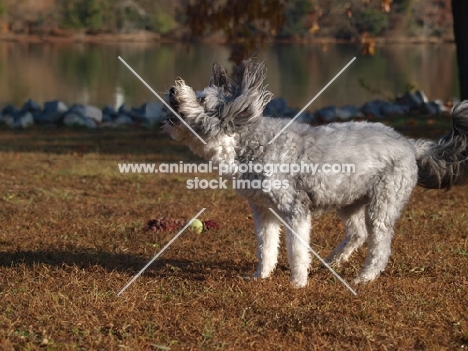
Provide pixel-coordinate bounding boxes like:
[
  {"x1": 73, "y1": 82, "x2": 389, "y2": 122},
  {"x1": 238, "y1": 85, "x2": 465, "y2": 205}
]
[{"x1": 164, "y1": 59, "x2": 468, "y2": 287}]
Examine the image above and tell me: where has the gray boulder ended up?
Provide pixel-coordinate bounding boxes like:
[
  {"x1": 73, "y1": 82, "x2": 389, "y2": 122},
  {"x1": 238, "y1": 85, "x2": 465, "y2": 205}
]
[
  {"x1": 19, "y1": 112, "x2": 34, "y2": 128},
  {"x1": 1, "y1": 115, "x2": 16, "y2": 128},
  {"x1": 1, "y1": 105, "x2": 16, "y2": 128},
  {"x1": 336, "y1": 105, "x2": 363, "y2": 120},
  {"x1": 400, "y1": 90, "x2": 428, "y2": 110},
  {"x1": 118, "y1": 104, "x2": 132, "y2": 116},
  {"x1": 284, "y1": 107, "x2": 299, "y2": 118},
  {"x1": 0, "y1": 111, "x2": 33, "y2": 129},
  {"x1": 264, "y1": 98, "x2": 288, "y2": 117},
  {"x1": 102, "y1": 105, "x2": 117, "y2": 123},
  {"x1": 296, "y1": 112, "x2": 316, "y2": 124},
  {"x1": 66, "y1": 104, "x2": 102, "y2": 123},
  {"x1": 131, "y1": 102, "x2": 165, "y2": 126},
  {"x1": 422, "y1": 102, "x2": 440, "y2": 115},
  {"x1": 380, "y1": 102, "x2": 409, "y2": 116},
  {"x1": 112, "y1": 114, "x2": 134, "y2": 127},
  {"x1": 2, "y1": 104, "x2": 18, "y2": 116},
  {"x1": 361, "y1": 100, "x2": 385, "y2": 118},
  {"x1": 63, "y1": 113, "x2": 97, "y2": 128},
  {"x1": 102, "y1": 113, "x2": 113, "y2": 123},
  {"x1": 316, "y1": 106, "x2": 338, "y2": 123},
  {"x1": 415, "y1": 90, "x2": 429, "y2": 104},
  {"x1": 84, "y1": 105, "x2": 103, "y2": 123},
  {"x1": 0, "y1": 105, "x2": 34, "y2": 128},
  {"x1": 102, "y1": 105, "x2": 117, "y2": 116},
  {"x1": 22, "y1": 99, "x2": 42, "y2": 113},
  {"x1": 115, "y1": 104, "x2": 136, "y2": 121},
  {"x1": 36, "y1": 100, "x2": 68, "y2": 123}
]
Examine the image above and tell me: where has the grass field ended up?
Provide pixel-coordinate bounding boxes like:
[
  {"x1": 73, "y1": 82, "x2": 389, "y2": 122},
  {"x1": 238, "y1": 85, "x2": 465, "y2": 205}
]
[{"x1": 0, "y1": 117, "x2": 467, "y2": 350}]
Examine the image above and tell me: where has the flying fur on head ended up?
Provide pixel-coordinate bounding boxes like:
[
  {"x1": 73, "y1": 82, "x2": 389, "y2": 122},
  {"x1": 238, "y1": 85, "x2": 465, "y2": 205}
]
[
  {"x1": 164, "y1": 59, "x2": 468, "y2": 287},
  {"x1": 166, "y1": 60, "x2": 273, "y2": 140}
]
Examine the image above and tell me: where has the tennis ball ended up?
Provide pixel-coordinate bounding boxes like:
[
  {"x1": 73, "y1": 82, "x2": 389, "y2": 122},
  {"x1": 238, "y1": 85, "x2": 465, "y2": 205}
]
[{"x1": 189, "y1": 219, "x2": 204, "y2": 234}]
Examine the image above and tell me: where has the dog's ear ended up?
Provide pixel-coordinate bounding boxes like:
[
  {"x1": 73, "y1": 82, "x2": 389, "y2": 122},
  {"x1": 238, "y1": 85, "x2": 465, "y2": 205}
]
[
  {"x1": 210, "y1": 63, "x2": 229, "y2": 88},
  {"x1": 238, "y1": 60, "x2": 266, "y2": 92},
  {"x1": 221, "y1": 59, "x2": 273, "y2": 132},
  {"x1": 210, "y1": 62, "x2": 239, "y2": 98}
]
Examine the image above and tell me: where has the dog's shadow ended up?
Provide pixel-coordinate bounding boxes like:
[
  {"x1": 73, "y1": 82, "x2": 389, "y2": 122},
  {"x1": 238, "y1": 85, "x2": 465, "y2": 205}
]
[{"x1": 0, "y1": 249, "x2": 254, "y2": 280}]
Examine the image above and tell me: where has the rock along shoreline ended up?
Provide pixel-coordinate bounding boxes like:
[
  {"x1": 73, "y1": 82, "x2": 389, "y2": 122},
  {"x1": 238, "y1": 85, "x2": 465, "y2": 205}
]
[{"x1": 0, "y1": 90, "x2": 456, "y2": 130}]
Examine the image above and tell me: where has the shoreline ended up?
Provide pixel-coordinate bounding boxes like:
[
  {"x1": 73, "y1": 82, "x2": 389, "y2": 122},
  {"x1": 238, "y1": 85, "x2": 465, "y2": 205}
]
[
  {"x1": 0, "y1": 31, "x2": 455, "y2": 45},
  {"x1": 0, "y1": 90, "x2": 455, "y2": 130}
]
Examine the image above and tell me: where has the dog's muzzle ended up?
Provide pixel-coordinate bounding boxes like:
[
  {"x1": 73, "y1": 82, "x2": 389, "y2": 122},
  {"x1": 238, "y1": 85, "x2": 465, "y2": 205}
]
[
  {"x1": 163, "y1": 114, "x2": 180, "y2": 126},
  {"x1": 169, "y1": 87, "x2": 178, "y2": 109},
  {"x1": 164, "y1": 87, "x2": 181, "y2": 126}
]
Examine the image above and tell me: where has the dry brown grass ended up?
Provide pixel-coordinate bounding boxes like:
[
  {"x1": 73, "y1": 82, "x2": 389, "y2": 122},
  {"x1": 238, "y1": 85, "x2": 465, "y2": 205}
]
[{"x1": 0, "y1": 124, "x2": 467, "y2": 350}]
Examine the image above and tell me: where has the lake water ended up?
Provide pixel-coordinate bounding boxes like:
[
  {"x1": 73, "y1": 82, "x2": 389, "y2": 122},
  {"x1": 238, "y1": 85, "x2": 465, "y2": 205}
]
[{"x1": 0, "y1": 42, "x2": 459, "y2": 111}]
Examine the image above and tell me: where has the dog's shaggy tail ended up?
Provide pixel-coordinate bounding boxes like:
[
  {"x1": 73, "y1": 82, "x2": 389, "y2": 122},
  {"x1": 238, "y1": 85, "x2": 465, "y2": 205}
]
[{"x1": 414, "y1": 100, "x2": 468, "y2": 190}]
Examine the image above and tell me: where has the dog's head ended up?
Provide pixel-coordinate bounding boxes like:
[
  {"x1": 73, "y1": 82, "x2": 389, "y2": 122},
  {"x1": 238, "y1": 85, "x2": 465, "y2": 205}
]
[{"x1": 164, "y1": 59, "x2": 273, "y2": 142}]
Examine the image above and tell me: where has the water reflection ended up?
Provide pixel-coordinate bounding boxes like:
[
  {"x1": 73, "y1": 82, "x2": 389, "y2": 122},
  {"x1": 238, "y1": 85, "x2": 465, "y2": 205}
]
[{"x1": 0, "y1": 42, "x2": 458, "y2": 110}]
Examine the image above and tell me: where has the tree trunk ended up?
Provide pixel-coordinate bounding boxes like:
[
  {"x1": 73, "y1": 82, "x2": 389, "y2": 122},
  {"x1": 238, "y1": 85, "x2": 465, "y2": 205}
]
[{"x1": 452, "y1": 0, "x2": 468, "y2": 100}]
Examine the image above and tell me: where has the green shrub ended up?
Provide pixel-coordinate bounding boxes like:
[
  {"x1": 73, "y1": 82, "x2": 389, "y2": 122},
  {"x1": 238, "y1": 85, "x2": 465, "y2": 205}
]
[
  {"x1": 354, "y1": 7, "x2": 389, "y2": 35},
  {"x1": 279, "y1": 0, "x2": 313, "y2": 37},
  {"x1": 0, "y1": 0, "x2": 6, "y2": 15},
  {"x1": 61, "y1": 0, "x2": 103, "y2": 32},
  {"x1": 84, "y1": 0, "x2": 103, "y2": 32},
  {"x1": 61, "y1": 1, "x2": 85, "y2": 29},
  {"x1": 149, "y1": 8, "x2": 177, "y2": 35},
  {"x1": 116, "y1": 6, "x2": 146, "y2": 32}
]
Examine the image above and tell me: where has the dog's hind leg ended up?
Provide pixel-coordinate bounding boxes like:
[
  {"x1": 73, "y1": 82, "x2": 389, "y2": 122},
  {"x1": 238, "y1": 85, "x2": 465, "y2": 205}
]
[
  {"x1": 355, "y1": 165, "x2": 417, "y2": 283},
  {"x1": 326, "y1": 201, "x2": 368, "y2": 267},
  {"x1": 284, "y1": 211, "x2": 312, "y2": 288},
  {"x1": 250, "y1": 202, "x2": 281, "y2": 280}
]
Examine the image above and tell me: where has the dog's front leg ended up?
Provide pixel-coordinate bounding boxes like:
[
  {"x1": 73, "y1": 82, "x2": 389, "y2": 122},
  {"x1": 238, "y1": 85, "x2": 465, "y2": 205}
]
[
  {"x1": 249, "y1": 202, "x2": 281, "y2": 280},
  {"x1": 284, "y1": 212, "x2": 312, "y2": 288}
]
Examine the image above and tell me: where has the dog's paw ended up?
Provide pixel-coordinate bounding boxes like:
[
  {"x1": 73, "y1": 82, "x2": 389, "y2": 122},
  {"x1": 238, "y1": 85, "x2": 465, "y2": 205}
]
[
  {"x1": 252, "y1": 271, "x2": 270, "y2": 280},
  {"x1": 352, "y1": 277, "x2": 367, "y2": 285},
  {"x1": 290, "y1": 275, "x2": 308, "y2": 288},
  {"x1": 291, "y1": 280, "x2": 308, "y2": 288},
  {"x1": 353, "y1": 271, "x2": 380, "y2": 284},
  {"x1": 251, "y1": 272, "x2": 261, "y2": 280},
  {"x1": 323, "y1": 257, "x2": 341, "y2": 269},
  {"x1": 325, "y1": 250, "x2": 353, "y2": 268},
  {"x1": 240, "y1": 275, "x2": 257, "y2": 281},
  {"x1": 253, "y1": 264, "x2": 276, "y2": 279}
]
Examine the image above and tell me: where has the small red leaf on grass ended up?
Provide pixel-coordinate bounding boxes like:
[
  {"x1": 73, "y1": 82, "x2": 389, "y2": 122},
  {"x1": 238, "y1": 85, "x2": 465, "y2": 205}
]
[{"x1": 203, "y1": 219, "x2": 220, "y2": 230}]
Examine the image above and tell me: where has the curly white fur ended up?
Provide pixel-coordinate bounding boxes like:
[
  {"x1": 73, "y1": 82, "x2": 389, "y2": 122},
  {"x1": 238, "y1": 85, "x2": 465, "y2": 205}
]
[{"x1": 164, "y1": 59, "x2": 468, "y2": 287}]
